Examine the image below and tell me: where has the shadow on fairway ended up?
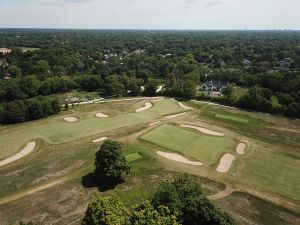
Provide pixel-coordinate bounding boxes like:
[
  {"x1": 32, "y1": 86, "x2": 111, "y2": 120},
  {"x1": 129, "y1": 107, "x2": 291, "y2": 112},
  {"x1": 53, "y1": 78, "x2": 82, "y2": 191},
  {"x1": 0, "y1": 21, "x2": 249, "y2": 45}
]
[{"x1": 81, "y1": 172, "x2": 124, "y2": 192}]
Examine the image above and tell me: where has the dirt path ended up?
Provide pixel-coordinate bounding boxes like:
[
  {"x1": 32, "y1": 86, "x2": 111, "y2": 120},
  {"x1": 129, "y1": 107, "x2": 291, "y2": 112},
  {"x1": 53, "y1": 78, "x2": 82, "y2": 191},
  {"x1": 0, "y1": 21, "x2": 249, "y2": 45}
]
[
  {"x1": 208, "y1": 186, "x2": 234, "y2": 200},
  {"x1": 165, "y1": 112, "x2": 186, "y2": 118},
  {"x1": 178, "y1": 102, "x2": 193, "y2": 110},
  {"x1": 180, "y1": 124, "x2": 225, "y2": 136},
  {"x1": 0, "y1": 179, "x2": 65, "y2": 205},
  {"x1": 135, "y1": 102, "x2": 153, "y2": 112},
  {"x1": 0, "y1": 142, "x2": 36, "y2": 167},
  {"x1": 148, "y1": 121, "x2": 161, "y2": 126},
  {"x1": 157, "y1": 151, "x2": 203, "y2": 166},
  {"x1": 216, "y1": 154, "x2": 235, "y2": 173}
]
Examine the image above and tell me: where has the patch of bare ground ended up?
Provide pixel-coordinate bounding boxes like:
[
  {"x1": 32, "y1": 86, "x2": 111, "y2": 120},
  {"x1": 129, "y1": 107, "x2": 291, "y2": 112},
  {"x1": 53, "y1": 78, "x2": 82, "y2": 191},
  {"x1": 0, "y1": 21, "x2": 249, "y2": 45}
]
[{"x1": 208, "y1": 186, "x2": 234, "y2": 200}]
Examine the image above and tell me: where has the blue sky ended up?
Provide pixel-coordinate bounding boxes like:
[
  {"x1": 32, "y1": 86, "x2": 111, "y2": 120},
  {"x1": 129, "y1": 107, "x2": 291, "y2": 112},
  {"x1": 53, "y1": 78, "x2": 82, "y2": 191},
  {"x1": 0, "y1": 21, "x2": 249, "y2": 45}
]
[{"x1": 0, "y1": 0, "x2": 299, "y2": 29}]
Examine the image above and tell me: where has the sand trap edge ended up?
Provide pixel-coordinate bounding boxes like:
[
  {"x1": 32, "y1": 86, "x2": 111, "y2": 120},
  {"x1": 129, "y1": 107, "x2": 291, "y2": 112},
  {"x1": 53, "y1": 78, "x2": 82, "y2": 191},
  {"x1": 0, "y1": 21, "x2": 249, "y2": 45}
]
[
  {"x1": 0, "y1": 141, "x2": 36, "y2": 167},
  {"x1": 157, "y1": 151, "x2": 202, "y2": 166}
]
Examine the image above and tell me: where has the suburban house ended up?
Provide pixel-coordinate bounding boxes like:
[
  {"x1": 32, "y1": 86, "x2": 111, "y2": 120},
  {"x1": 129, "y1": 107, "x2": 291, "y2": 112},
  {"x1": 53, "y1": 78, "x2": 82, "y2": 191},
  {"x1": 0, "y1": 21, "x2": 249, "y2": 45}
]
[
  {"x1": 278, "y1": 58, "x2": 293, "y2": 71},
  {"x1": 201, "y1": 80, "x2": 228, "y2": 92},
  {"x1": 0, "y1": 48, "x2": 12, "y2": 54}
]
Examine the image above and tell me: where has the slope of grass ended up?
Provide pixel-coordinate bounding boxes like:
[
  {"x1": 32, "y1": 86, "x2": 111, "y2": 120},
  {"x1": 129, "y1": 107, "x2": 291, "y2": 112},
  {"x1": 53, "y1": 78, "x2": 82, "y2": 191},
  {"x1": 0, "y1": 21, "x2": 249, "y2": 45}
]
[{"x1": 140, "y1": 124, "x2": 235, "y2": 165}]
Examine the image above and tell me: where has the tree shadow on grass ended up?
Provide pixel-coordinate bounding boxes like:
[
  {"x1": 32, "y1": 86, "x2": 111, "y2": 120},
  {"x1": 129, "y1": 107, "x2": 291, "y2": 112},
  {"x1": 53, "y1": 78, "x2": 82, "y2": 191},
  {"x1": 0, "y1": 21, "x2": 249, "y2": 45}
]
[{"x1": 81, "y1": 172, "x2": 124, "y2": 192}]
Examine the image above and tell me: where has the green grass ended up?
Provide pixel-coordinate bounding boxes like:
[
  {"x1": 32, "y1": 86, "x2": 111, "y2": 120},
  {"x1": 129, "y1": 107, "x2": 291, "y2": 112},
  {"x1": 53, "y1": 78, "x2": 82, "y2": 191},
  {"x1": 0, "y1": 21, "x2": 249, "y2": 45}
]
[
  {"x1": 230, "y1": 147, "x2": 300, "y2": 201},
  {"x1": 140, "y1": 124, "x2": 235, "y2": 165},
  {"x1": 215, "y1": 114, "x2": 249, "y2": 124},
  {"x1": 125, "y1": 152, "x2": 143, "y2": 163},
  {"x1": 0, "y1": 99, "x2": 186, "y2": 159}
]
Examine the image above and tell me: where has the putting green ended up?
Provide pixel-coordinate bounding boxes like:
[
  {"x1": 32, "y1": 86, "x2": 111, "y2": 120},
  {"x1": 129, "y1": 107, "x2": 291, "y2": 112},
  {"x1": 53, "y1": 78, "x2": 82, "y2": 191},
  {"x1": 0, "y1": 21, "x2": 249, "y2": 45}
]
[
  {"x1": 215, "y1": 114, "x2": 249, "y2": 123},
  {"x1": 125, "y1": 152, "x2": 143, "y2": 163},
  {"x1": 0, "y1": 99, "x2": 186, "y2": 159},
  {"x1": 140, "y1": 124, "x2": 235, "y2": 165}
]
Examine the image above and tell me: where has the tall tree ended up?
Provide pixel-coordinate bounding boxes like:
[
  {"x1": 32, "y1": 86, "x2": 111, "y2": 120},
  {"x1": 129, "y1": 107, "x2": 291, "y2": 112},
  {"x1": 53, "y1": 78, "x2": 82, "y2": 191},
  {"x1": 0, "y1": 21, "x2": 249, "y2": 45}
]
[{"x1": 95, "y1": 140, "x2": 130, "y2": 182}]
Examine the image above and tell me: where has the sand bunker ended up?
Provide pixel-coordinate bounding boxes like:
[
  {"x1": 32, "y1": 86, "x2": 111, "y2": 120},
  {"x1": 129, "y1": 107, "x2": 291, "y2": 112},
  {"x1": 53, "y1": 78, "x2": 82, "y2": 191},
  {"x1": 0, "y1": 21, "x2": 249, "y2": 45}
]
[
  {"x1": 178, "y1": 102, "x2": 193, "y2": 110},
  {"x1": 157, "y1": 151, "x2": 202, "y2": 166},
  {"x1": 0, "y1": 142, "x2": 36, "y2": 167},
  {"x1": 64, "y1": 117, "x2": 78, "y2": 122},
  {"x1": 148, "y1": 121, "x2": 161, "y2": 126},
  {"x1": 135, "y1": 102, "x2": 153, "y2": 113},
  {"x1": 236, "y1": 143, "x2": 247, "y2": 155},
  {"x1": 95, "y1": 112, "x2": 109, "y2": 118},
  {"x1": 92, "y1": 137, "x2": 108, "y2": 143},
  {"x1": 216, "y1": 154, "x2": 235, "y2": 173},
  {"x1": 165, "y1": 112, "x2": 186, "y2": 118},
  {"x1": 181, "y1": 124, "x2": 224, "y2": 137}
]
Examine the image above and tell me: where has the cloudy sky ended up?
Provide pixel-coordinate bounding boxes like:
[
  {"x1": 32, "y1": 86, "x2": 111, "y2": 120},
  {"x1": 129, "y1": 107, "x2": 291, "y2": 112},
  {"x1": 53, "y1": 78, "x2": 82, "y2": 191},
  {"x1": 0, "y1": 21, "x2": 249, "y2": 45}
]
[{"x1": 0, "y1": 0, "x2": 299, "y2": 29}]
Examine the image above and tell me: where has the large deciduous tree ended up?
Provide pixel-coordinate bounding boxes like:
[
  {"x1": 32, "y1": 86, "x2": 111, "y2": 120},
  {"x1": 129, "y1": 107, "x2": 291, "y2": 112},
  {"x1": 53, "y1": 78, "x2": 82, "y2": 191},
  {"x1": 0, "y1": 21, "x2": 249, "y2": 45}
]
[
  {"x1": 95, "y1": 140, "x2": 130, "y2": 182},
  {"x1": 82, "y1": 196, "x2": 129, "y2": 225},
  {"x1": 152, "y1": 174, "x2": 235, "y2": 225}
]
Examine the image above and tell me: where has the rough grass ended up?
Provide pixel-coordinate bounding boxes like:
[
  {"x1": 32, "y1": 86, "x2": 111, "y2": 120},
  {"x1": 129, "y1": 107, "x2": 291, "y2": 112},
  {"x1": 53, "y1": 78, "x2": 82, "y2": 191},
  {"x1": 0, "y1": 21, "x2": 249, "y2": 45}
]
[
  {"x1": 0, "y1": 98, "x2": 186, "y2": 159},
  {"x1": 215, "y1": 113, "x2": 249, "y2": 124},
  {"x1": 140, "y1": 124, "x2": 235, "y2": 166},
  {"x1": 215, "y1": 192, "x2": 300, "y2": 225},
  {"x1": 230, "y1": 146, "x2": 300, "y2": 202}
]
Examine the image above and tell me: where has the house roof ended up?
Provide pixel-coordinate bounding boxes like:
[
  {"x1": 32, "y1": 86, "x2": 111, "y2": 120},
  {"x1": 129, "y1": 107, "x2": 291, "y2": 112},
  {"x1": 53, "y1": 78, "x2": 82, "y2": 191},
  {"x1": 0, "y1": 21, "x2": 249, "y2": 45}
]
[{"x1": 203, "y1": 80, "x2": 228, "y2": 87}]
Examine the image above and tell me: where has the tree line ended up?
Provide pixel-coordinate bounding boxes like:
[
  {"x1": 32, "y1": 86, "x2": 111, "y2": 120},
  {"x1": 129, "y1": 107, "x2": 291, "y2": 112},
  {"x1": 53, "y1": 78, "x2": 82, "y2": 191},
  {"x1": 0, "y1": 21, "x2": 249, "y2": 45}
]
[{"x1": 0, "y1": 29, "x2": 299, "y2": 122}]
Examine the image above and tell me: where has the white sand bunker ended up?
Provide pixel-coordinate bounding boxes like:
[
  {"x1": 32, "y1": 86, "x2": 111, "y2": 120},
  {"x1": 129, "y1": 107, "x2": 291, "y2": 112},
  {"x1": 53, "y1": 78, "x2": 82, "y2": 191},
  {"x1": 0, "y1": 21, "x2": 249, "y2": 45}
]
[
  {"x1": 95, "y1": 112, "x2": 109, "y2": 118},
  {"x1": 64, "y1": 117, "x2": 78, "y2": 122},
  {"x1": 0, "y1": 142, "x2": 36, "y2": 167},
  {"x1": 236, "y1": 143, "x2": 247, "y2": 155},
  {"x1": 157, "y1": 151, "x2": 202, "y2": 166},
  {"x1": 178, "y1": 102, "x2": 193, "y2": 110},
  {"x1": 135, "y1": 102, "x2": 153, "y2": 113},
  {"x1": 181, "y1": 124, "x2": 224, "y2": 137},
  {"x1": 92, "y1": 137, "x2": 108, "y2": 143},
  {"x1": 148, "y1": 121, "x2": 161, "y2": 126},
  {"x1": 166, "y1": 112, "x2": 186, "y2": 119},
  {"x1": 216, "y1": 154, "x2": 235, "y2": 173}
]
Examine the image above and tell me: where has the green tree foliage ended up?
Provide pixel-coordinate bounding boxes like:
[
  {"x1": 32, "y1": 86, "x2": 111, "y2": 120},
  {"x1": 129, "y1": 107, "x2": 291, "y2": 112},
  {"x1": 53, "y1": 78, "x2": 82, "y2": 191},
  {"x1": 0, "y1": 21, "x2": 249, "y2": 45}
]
[
  {"x1": 151, "y1": 174, "x2": 235, "y2": 225},
  {"x1": 82, "y1": 196, "x2": 129, "y2": 225},
  {"x1": 131, "y1": 201, "x2": 180, "y2": 225},
  {"x1": 95, "y1": 140, "x2": 130, "y2": 182},
  {"x1": 144, "y1": 79, "x2": 159, "y2": 96},
  {"x1": 8, "y1": 65, "x2": 22, "y2": 77},
  {"x1": 182, "y1": 80, "x2": 197, "y2": 98}
]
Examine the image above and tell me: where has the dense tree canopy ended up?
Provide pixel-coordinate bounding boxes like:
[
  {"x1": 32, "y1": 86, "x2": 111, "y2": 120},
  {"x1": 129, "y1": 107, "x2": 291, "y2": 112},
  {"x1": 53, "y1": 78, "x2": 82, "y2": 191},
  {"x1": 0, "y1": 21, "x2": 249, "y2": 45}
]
[{"x1": 0, "y1": 29, "x2": 299, "y2": 122}]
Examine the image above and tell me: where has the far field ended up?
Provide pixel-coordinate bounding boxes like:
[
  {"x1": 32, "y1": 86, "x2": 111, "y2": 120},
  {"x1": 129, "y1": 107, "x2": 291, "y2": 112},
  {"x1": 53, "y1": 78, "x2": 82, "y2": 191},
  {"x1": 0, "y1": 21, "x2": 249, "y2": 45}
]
[{"x1": 0, "y1": 97, "x2": 299, "y2": 225}]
